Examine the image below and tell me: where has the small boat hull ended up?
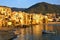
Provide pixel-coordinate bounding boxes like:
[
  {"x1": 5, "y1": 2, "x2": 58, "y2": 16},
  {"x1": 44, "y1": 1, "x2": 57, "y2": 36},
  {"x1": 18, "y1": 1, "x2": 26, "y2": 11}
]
[{"x1": 42, "y1": 31, "x2": 55, "y2": 34}]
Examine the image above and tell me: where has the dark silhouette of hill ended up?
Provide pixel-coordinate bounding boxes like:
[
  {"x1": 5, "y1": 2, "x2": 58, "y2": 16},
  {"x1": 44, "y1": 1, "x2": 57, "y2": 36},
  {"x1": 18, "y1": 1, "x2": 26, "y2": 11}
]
[
  {"x1": 0, "y1": 6, "x2": 26, "y2": 12},
  {"x1": 11, "y1": 7, "x2": 26, "y2": 12},
  {"x1": 25, "y1": 2, "x2": 60, "y2": 14}
]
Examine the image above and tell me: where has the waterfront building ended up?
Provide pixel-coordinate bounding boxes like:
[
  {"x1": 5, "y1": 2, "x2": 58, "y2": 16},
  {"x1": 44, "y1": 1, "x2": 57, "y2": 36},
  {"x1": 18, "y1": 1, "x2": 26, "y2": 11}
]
[{"x1": 0, "y1": 6, "x2": 59, "y2": 28}]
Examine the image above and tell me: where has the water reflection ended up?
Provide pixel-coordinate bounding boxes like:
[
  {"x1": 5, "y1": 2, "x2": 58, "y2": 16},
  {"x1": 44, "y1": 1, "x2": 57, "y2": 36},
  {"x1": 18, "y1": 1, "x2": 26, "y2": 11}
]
[{"x1": 14, "y1": 24, "x2": 60, "y2": 40}]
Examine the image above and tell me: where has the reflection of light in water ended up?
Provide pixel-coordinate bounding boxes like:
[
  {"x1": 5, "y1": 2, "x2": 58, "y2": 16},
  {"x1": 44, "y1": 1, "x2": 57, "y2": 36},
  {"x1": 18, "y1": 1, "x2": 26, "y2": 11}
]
[
  {"x1": 33, "y1": 25, "x2": 42, "y2": 36},
  {"x1": 20, "y1": 28, "x2": 25, "y2": 40},
  {"x1": 25, "y1": 28, "x2": 32, "y2": 40},
  {"x1": 14, "y1": 28, "x2": 25, "y2": 40},
  {"x1": 33, "y1": 25, "x2": 43, "y2": 40},
  {"x1": 45, "y1": 24, "x2": 53, "y2": 31},
  {"x1": 14, "y1": 24, "x2": 55, "y2": 40}
]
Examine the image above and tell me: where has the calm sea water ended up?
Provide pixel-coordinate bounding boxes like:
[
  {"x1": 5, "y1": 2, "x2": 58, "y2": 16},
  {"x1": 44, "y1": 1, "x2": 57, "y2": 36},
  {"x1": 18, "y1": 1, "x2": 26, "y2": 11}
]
[
  {"x1": 0, "y1": 24, "x2": 60, "y2": 40},
  {"x1": 13, "y1": 24, "x2": 60, "y2": 40}
]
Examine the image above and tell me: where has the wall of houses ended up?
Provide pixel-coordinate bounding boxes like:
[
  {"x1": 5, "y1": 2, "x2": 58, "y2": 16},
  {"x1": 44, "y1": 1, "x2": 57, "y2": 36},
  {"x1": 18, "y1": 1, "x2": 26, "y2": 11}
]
[{"x1": 1, "y1": 7, "x2": 58, "y2": 27}]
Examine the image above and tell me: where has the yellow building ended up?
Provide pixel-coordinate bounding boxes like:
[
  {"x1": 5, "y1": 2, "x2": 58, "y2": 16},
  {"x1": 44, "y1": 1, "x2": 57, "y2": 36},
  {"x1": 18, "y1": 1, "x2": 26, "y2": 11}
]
[{"x1": 0, "y1": 6, "x2": 49, "y2": 27}]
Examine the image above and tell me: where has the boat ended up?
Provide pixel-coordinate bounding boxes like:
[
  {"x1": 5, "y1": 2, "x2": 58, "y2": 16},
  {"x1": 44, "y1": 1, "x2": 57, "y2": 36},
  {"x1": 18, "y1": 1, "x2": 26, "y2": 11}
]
[
  {"x1": 42, "y1": 24, "x2": 56, "y2": 34},
  {"x1": 42, "y1": 30, "x2": 55, "y2": 34}
]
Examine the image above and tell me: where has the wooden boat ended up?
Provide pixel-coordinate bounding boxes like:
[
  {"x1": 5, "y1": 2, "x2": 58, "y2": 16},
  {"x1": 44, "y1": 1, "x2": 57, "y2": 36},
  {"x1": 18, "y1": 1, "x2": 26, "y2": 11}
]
[
  {"x1": 42, "y1": 30, "x2": 55, "y2": 34},
  {"x1": 42, "y1": 24, "x2": 56, "y2": 34}
]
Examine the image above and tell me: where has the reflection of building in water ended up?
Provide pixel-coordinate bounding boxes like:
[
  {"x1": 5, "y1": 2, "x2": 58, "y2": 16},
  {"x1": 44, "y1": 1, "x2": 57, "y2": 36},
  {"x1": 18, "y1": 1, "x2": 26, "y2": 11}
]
[
  {"x1": 33, "y1": 25, "x2": 43, "y2": 36},
  {"x1": 45, "y1": 24, "x2": 53, "y2": 32},
  {"x1": 15, "y1": 28, "x2": 25, "y2": 40}
]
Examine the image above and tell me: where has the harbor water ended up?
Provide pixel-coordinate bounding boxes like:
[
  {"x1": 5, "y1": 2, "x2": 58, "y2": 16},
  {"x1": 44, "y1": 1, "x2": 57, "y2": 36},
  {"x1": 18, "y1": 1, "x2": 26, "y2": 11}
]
[{"x1": 13, "y1": 23, "x2": 60, "y2": 40}]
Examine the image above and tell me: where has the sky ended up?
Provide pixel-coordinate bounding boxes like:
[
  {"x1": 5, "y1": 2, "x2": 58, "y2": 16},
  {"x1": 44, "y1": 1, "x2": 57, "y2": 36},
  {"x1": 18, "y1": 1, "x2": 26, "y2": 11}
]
[{"x1": 0, "y1": 0, "x2": 60, "y2": 8}]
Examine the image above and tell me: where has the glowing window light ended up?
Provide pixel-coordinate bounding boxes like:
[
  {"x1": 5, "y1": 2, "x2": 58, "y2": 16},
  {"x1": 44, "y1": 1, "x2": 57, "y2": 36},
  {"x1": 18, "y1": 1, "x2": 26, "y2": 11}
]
[
  {"x1": 44, "y1": 16, "x2": 48, "y2": 19},
  {"x1": 7, "y1": 22, "x2": 12, "y2": 25},
  {"x1": 33, "y1": 14, "x2": 39, "y2": 20}
]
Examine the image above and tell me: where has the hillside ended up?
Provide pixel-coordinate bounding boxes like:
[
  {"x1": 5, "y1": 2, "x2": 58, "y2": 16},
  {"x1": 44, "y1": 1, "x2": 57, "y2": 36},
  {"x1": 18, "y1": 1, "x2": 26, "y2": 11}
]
[
  {"x1": 0, "y1": 2, "x2": 60, "y2": 14},
  {"x1": 25, "y1": 2, "x2": 60, "y2": 14},
  {"x1": 11, "y1": 7, "x2": 26, "y2": 12}
]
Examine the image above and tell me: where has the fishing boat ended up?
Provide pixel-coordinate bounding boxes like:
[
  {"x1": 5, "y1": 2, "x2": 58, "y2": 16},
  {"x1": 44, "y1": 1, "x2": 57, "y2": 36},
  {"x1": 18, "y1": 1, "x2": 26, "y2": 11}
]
[
  {"x1": 42, "y1": 23, "x2": 56, "y2": 34},
  {"x1": 42, "y1": 30, "x2": 55, "y2": 34}
]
